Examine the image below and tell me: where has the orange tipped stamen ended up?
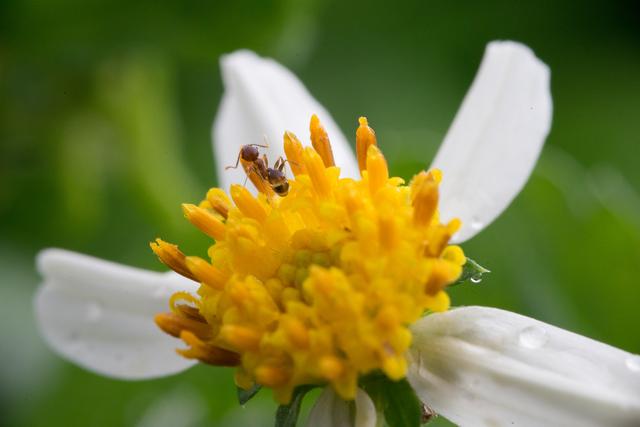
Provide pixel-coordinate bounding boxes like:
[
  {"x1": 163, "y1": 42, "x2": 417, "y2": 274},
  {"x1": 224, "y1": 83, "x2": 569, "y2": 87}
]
[
  {"x1": 150, "y1": 239, "x2": 196, "y2": 280},
  {"x1": 178, "y1": 330, "x2": 240, "y2": 366},
  {"x1": 206, "y1": 188, "x2": 231, "y2": 219},
  {"x1": 310, "y1": 114, "x2": 335, "y2": 167},
  {"x1": 366, "y1": 145, "x2": 389, "y2": 194},
  {"x1": 155, "y1": 312, "x2": 212, "y2": 340},
  {"x1": 283, "y1": 131, "x2": 307, "y2": 176},
  {"x1": 303, "y1": 147, "x2": 331, "y2": 197},
  {"x1": 412, "y1": 174, "x2": 439, "y2": 227},
  {"x1": 356, "y1": 117, "x2": 377, "y2": 174}
]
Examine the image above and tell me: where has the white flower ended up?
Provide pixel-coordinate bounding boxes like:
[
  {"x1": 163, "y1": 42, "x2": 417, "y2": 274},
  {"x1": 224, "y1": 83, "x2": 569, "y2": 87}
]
[{"x1": 35, "y1": 42, "x2": 640, "y2": 427}]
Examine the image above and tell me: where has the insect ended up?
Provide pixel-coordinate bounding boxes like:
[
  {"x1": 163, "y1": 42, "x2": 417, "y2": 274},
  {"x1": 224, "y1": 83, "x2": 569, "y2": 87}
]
[
  {"x1": 225, "y1": 143, "x2": 269, "y2": 172},
  {"x1": 265, "y1": 156, "x2": 290, "y2": 196},
  {"x1": 421, "y1": 402, "x2": 437, "y2": 424},
  {"x1": 226, "y1": 144, "x2": 290, "y2": 197}
]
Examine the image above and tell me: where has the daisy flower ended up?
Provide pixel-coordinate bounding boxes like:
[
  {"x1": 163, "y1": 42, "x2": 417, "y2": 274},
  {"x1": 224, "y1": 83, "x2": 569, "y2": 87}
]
[{"x1": 35, "y1": 41, "x2": 640, "y2": 427}]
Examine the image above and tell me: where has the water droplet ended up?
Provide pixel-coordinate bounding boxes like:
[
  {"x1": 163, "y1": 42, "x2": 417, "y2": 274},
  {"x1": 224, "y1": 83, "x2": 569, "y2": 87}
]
[
  {"x1": 470, "y1": 217, "x2": 484, "y2": 230},
  {"x1": 86, "y1": 302, "x2": 103, "y2": 322},
  {"x1": 470, "y1": 274, "x2": 483, "y2": 284},
  {"x1": 625, "y1": 355, "x2": 640, "y2": 373},
  {"x1": 518, "y1": 325, "x2": 548, "y2": 349}
]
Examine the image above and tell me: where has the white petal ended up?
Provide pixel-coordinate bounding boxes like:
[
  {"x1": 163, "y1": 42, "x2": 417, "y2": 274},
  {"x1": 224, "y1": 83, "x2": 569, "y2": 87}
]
[
  {"x1": 407, "y1": 306, "x2": 640, "y2": 427},
  {"x1": 213, "y1": 50, "x2": 359, "y2": 192},
  {"x1": 354, "y1": 388, "x2": 377, "y2": 427},
  {"x1": 431, "y1": 41, "x2": 552, "y2": 243},
  {"x1": 306, "y1": 387, "x2": 350, "y2": 427},
  {"x1": 306, "y1": 387, "x2": 376, "y2": 427},
  {"x1": 34, "y1": 248, "x2": 198, "y2": 379}
]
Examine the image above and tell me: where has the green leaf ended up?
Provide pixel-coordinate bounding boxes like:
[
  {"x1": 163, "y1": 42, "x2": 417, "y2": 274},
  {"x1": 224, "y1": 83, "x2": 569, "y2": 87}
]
[
  {"x1": 452, "y1": 256, "x2": 490, "y2": 286},
  {"x1": 361, "y1": 375, "x2": 422, "y2": 427},
  {"x1": 381, "y1": 378, "x2": 422, "y2": 427},
  {"x1": 237, "y1": 383, "x2": 262, "y2": 405},
  {"x1": 274, "y1": 385, "x2": 315, "y2": 427}
]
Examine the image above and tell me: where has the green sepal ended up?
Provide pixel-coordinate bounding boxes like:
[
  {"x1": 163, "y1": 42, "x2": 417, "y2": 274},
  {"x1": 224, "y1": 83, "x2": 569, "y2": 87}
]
[
  {"x1": 361, "y1": 374, "x2": 422, "y2": 427},
  {"x1": 452, "y1": 256, "x2": 490, "y2": 286},
  {"x1": 237, "y1": 383, "x2": 262, "y2": 405},
  {"x1": 274, "y1": 385, "x2": 315, "y2": 427}
]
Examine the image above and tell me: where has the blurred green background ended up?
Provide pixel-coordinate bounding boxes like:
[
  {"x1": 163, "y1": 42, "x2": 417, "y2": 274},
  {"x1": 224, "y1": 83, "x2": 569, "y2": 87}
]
[{"x1": 1, "y1": 0, "x2": 639, "y2": 426}]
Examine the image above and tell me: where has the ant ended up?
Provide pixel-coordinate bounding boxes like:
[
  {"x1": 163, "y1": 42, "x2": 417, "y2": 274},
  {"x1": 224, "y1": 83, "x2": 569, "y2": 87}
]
[
  {"x1": 226, "y1": 144, "x2": 290, "y2": 197},
  {"x1": 265, "y1": 156, "x2": 290, "y2": 196}
]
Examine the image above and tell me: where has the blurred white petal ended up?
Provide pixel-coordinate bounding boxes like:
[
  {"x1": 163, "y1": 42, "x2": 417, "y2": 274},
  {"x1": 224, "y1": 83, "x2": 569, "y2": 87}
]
[
  {"x1": 407, "y1": 306, "x2": 640, "y2": 427},
  {"x1": 35, "y1": 248, "x2": 198, "y2": 379},
  {"x1": 431, "y1": 41, "x2": 552, "y2": 243},
  {"x1": 213, "y1": 50, "x2": 359, "y2": 192},
  {"x1": 354, "y1": 388, "x2": 377, "y2": 427},
  {"x1": 306, "y1": 387, "x2": 376, "y2": 427}
]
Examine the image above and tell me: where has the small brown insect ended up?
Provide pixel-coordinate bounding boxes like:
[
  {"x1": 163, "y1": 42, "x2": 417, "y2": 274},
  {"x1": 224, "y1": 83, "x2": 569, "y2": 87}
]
[
  {"x1": 421, "y1": 402, "x2": 438, "y2": 424},
  {"x1": 225, "y1": 143, "x2": 268, "y2": 172},
  {"x1": 226, "y1": 144, "x2": 290, "y2": 197},
  {"x1": 266, "y1": 156, "x2": 290, "y2": 196}
]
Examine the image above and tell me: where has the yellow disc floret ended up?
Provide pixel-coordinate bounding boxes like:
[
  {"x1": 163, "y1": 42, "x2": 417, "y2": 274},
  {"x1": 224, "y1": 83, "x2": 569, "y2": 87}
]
[{"x1": 152, "y1": 116, "x2": 465, "y2": 404}]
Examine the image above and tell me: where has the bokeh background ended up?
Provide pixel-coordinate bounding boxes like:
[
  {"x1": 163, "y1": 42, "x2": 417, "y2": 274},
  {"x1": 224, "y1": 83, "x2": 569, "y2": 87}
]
[{"x1": 1, "y1": 0, "x2": 639, "y2": 426}]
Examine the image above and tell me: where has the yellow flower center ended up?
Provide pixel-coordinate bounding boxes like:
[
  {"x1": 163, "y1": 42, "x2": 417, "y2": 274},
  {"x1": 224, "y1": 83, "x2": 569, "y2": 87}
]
[{"x1": 152, "y1": 115, "x2": 465, "y2": 403}]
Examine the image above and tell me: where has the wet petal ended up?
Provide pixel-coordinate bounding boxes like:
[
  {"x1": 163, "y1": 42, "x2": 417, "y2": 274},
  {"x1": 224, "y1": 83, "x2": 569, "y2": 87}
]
[
  {"x1": 34, "y1": 248, "x2": 198, "y2": 379},
  {"x1": 213, "y1": 50, "x2": 359, "y2": 192},
  {"x1": 306, "y1": 387, "x2": 376, "y2": 427},
  {"x1": 431, "y1": 41, "x2": 552, "y2": 243},
  {"x1": 407, "y1": 306, "x2": 640, "y2": 427}
]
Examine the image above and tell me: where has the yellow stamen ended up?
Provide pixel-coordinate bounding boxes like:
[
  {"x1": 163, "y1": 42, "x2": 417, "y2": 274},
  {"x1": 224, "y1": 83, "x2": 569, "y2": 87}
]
[
  {"x1": 178, "y1": 330, "x2": 240, "y2": 366},
  {"x1": 150, "y1": 239, "x2": 196, "y2": 281},
  {"x1": 303, "y1": 146, "x2": 331, "y2": 197},
  {"x1": 356, "y1": 116, "x2": 377, "y2": 174},
  {"x1": 206, "y1": 188, "x2": 231, "y2": 219},
  {"x1": 425, "y1": 259, "x2": 462, "y2": 294},
  {"x1": 182, "y1": 203, "x2": 226, "y2": 241},
  {"x1": 413, "y1": 173, "x2": 439, "y2": 227},
  {"x1": 175, "y1": 304, "x2": 204, "y2": 321},
  {"x1": 283, "y1": 131, "x2": 307, "y2": 176},
  {"x1": 230, "y1": 184, "x2": 267, "y2": 222},
  {"x1": 235, "y1": 369, "x2": 255, "y2": 390},
  {"x1": 366, "y1": 145, "x2": 388, "y2": 194},
  {"x1": 426, "y1": 218, "x2": 461, "y2": 257},
  {"x1": 319, "y1": 355, "x2": 344, "y2": 380},
  {"x1": 169, "y1": 291, "x2": 199, "y2": 312},
  {"x1": 219, "y1": 325, "x2": 262, "y2": 352},
  {"x1": 442, "y1": 245, "x2": 466, "y2": 265},
  {"x1": 424, "y1": 290, "x2": 450, "y2": 313},
  {"x1": 155, "y1": 312, "x2": 212, "y2": 340},
  {"x1": 378, "y1": 215, "x2": 398, "y2": 249},
  {"x1": 310, "y1": 114, "x2": 335, "y2": 167},
  {"x1": 255, "y1": 365, "x2": 290, "y2": 387},
  {"x1": 185, "y1": 256, "x2": 227, "y2": 290},
  {"x1": 282, "y1": 317, "x2": 309, "y2": 348}
]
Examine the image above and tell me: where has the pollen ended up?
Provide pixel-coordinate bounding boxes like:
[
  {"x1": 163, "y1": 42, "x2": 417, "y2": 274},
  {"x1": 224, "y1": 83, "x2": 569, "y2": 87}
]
[{"x1": 153, "y1": 115, "x2": 465, "y2": 404}]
